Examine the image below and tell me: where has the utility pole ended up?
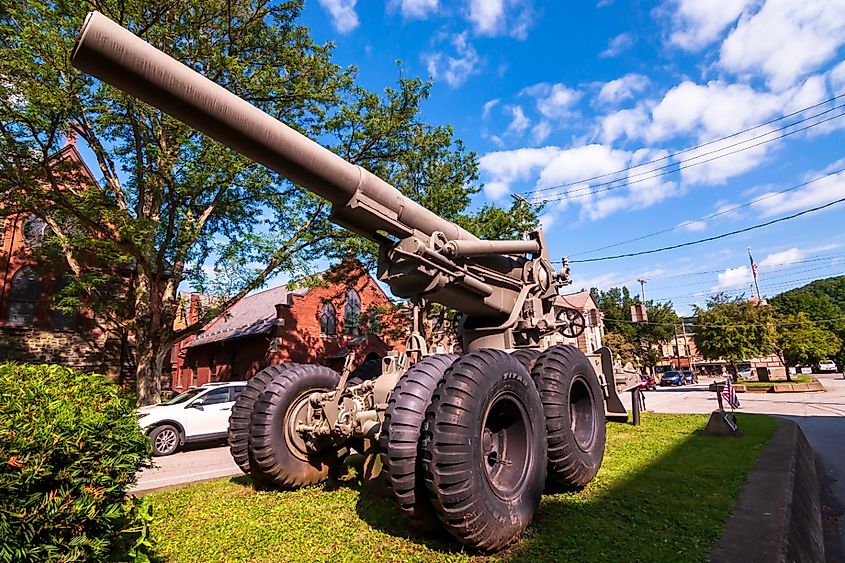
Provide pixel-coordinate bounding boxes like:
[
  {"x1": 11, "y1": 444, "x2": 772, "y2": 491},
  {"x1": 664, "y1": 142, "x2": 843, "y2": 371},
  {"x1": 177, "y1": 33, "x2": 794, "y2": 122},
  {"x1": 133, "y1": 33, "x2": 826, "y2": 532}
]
[
  {"x1": 681, "y1": 320, "x2": 694, "y2": 373},
  {"x1": 637, "y1": 277, "x2": 647, "y2": 303}
]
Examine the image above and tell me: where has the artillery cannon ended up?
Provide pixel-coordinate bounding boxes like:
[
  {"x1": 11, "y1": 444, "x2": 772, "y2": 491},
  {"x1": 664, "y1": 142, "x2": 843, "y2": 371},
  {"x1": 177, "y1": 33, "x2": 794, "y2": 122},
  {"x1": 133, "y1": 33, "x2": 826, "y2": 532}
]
[{"x1": 72, "y1": 12, "x2": 637, "y2": 552}]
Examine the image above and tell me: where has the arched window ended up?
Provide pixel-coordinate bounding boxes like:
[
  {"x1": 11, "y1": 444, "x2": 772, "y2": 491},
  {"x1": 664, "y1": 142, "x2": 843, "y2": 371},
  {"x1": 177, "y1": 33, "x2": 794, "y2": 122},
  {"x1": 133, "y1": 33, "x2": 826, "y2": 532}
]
[
  {"x1": 320, "y1": 302, "x2": 337, "y2": 336},
  {"x1": 22, "y1": 213, "x2": 48, "y2": 249},
  {"x1": 7, "y1": 266, "x2": 39, "y2": 325},
  {"x1": 51, "y1": 276, "x2": 77, "y2": 330},
  {"x1": 343, "y1": 289, "x2": 362, "y2": 336}
]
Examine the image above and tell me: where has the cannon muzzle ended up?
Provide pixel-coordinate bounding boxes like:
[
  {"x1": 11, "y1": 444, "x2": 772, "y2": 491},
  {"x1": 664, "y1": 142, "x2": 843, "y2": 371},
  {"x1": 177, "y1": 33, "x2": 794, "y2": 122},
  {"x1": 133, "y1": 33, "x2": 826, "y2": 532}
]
[{"x1": 71, "y1": 11, "x2": 475, "y2": 244}]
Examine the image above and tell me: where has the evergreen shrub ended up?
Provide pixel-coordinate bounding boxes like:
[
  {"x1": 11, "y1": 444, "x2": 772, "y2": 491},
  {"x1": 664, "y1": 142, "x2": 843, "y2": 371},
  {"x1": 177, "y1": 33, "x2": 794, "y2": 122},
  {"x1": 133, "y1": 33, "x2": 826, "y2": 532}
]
[{"x1": 0, "y1": 364, "x2": 153, "y2": 562}]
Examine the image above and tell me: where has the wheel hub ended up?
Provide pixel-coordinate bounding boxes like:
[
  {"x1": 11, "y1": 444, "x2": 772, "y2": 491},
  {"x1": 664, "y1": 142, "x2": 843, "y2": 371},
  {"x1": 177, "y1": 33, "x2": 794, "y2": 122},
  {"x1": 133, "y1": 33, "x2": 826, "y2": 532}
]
[
  {"x1": 155, "y1": 428, "x2": 177, "y2": 453},
  {"x1": 570, "y1": 378, "x2": 596, "y2": 450},
  {"x1": 481, "y1": 391, "x2": 531, "y2": 500}
]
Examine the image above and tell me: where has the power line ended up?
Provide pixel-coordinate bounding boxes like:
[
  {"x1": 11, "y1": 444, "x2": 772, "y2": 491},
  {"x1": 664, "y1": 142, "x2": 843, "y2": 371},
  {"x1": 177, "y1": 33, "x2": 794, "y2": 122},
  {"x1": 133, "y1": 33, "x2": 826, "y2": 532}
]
[
  {"x1": 517, "y1": 91, "x2": 845, "y2": 196},
  {"x1": 569, "y1": 196, "x2": 845, "y2": 263},
  {"x1": 570, "y1": 168, "x2": 845, "y2": 256},
  {"x1": 660, "y1": 273, "x2": 845, "y2": 305},
  {"x1": 604, "y1": 315, "x2": 845, "y2": 329},
  {"x1": 529, "y1": 110, "x2": 845, "y2": 203}
]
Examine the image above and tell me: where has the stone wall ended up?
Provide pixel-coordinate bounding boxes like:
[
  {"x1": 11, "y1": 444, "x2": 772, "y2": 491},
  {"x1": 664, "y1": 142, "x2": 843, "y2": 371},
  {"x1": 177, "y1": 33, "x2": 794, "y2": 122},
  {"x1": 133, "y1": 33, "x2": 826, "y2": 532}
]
[{"x1": 0, "y1": 326, "x2": 123, "y2": 378}]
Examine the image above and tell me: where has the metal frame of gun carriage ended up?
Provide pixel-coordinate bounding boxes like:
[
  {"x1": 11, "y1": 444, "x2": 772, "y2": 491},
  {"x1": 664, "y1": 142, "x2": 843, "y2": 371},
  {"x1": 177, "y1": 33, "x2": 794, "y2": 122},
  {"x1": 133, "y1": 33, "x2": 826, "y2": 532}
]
[{"x1": 72, "y1": 12, "x2": 639, "y2": 552}]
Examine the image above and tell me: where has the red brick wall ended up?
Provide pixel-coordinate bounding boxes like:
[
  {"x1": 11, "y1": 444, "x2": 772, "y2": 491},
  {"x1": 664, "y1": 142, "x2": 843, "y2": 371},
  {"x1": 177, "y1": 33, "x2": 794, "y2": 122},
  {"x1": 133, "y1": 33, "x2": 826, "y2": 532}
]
[{"x1": 172, "y1": 265, "x2": 406, "y2": 390}]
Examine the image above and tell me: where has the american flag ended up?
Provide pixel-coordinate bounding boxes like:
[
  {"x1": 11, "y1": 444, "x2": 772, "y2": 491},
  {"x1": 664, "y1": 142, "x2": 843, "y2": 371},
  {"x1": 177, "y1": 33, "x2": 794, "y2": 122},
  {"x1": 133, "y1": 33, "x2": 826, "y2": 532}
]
[
  {"x1": 722, "y1": 377, "x2": 741, "y2": 409},
  {"x1": 748, "y1": 250, "x2": 758, "y2": 282}
]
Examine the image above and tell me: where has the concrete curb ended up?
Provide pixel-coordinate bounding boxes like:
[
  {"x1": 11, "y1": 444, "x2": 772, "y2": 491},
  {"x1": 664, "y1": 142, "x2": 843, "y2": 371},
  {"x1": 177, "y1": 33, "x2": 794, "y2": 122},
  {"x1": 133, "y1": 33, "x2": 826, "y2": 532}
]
[{"x1": 710, "y1": 419, "x2": 824, "y2": 562}]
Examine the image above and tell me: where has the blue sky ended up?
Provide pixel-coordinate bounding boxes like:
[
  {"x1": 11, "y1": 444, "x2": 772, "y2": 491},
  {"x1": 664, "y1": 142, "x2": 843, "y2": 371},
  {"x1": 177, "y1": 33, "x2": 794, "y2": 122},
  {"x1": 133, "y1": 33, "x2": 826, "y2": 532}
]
[{"x1": 294, "y1": 0, "x2": 845, "y2": 314}]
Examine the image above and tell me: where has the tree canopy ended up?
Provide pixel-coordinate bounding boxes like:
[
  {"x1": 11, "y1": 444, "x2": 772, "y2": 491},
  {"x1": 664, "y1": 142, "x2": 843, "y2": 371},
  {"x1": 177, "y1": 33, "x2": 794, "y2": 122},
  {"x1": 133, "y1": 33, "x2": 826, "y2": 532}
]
[
  {"x1": 772, "y1": 312, "x2": 841, "y2": 378},
  {"x1": 0, "y1": 1, "x2": 538, "y2": 404},
  {"x1": 692, "y1": 294, "x2": 775, "y2": 366}
]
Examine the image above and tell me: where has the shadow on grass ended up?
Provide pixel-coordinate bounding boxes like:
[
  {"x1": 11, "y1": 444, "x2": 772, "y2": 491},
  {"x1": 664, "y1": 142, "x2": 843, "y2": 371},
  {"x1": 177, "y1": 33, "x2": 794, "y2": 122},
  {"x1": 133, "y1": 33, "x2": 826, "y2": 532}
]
[{"x1": 350, "y1": 413, "x2": 776, "y2": 561}]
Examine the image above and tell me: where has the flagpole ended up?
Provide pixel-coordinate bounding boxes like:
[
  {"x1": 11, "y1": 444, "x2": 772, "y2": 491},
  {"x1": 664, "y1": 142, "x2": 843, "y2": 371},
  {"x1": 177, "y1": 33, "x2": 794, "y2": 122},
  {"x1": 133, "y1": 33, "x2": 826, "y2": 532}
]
[{"x1": 748, "y1": 247, "x2": 761, "y2": 299}]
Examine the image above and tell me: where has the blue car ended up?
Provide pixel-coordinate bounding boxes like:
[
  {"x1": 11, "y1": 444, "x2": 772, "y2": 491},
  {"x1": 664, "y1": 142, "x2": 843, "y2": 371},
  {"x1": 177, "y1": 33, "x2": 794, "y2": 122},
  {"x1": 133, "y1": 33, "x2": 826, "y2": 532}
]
[{"x1": 660, "y1": 370, "x2": 684, "y2": 386}]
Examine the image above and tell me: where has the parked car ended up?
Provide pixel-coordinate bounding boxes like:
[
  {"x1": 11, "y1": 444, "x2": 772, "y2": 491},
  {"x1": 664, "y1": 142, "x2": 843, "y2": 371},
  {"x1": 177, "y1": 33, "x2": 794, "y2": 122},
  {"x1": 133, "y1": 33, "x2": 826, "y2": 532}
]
[
  {"x1": 639, "y1": 374, "x2": 657, "y2": 391},
  {"x1": 737, "y1": 368, "x2": 753, "y2": 379},
  {"x1": 681, "y1": 370, "x2": 697, "y2": 384},
  {"x1": 137, "y1": 381, "x2": 247, "y2": 456},
  {"x1": 818, "y1": 360, "x2": 837, "y2": 373},
  {"x1": 660, "y1": 370, "x2": 684, "y2": 386}
]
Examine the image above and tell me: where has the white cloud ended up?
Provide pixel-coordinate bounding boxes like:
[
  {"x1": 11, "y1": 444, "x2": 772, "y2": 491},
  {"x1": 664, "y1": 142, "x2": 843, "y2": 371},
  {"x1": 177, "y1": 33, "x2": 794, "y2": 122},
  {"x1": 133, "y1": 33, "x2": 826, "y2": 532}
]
[
  {"x1": 666, "y1": 0, "x2": 756, "y2": 50},
  {"x1": 601, "y1": 32, "x2": 635, "y2": 57},
  {"x1": 388, "y1": 0, "x2": 438, "y2": 19},
  {"x1": 831, "y1": 61, "x2": 845, "y2": 93},
  {"x1": 719, "y1": 0, "x2": 845, "y2": 90},
  {"x1": 531, "y1": 121, "x2": 552, "y2": 144},
  {"x1": 521, "y1": 82, "x2": 582, "y2": 119},
  {"x1": 468, "y1": 0, "x2": 535, "y2": 40},
  {"x1": 712, "y1": 266, "x2": 751, "y2": 290},
  {"x1": 760, "y1": 247, "x2": 804, "y2": 268},
  {"x1": 317, "y1": 0, "x2": 359, "y2": 33},
  {"x1": 600, "y1": 106, "x2": 649, "y2": 144},
  {"x1": 424, "y1": 32, "x2": 482, "y2": 88},
  {"x1": 506, "y1": 105, "x2": 531, "y2": 134},
  {"x1": 751, "y1": 162, "x2": 845, "y2": 217},
  {"x1": 680, "y1": 220, "x2": 707, "y2": 232},
  {"x1": 597, "y1": 74, "x2": 650, "y2": 105},
  {"x1": 482, "y1": 99, "x2": 500, "y2": 119},
  {"x1": 478, "y1": 146, "x2": 560, "y2": 200}
]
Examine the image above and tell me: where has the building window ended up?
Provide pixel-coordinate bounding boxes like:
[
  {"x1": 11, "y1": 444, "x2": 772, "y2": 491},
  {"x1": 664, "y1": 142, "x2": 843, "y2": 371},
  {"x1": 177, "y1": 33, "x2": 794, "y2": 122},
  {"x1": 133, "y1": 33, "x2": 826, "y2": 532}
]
[
  {"x1": 6, "y1": 266, "x2": 39, "y2": 325},
  {"x1": 672, "y1": 345, "x2": 679, "y2": 356},
  {"x1": 51, "y1": 276, "x2": 77, "y2": 330},
  {"x1": 210, "y1": 356, "x2": 217, "y2": 382},
  {"x1": 22, "y1": 213, "x2": 48, "y2": 249},
  {"x1": 343, "y1": 289, "x2": 361, "y2": 336},
  {"x1": 320, "y1": 302, "x2": 337, "y2": 336}
]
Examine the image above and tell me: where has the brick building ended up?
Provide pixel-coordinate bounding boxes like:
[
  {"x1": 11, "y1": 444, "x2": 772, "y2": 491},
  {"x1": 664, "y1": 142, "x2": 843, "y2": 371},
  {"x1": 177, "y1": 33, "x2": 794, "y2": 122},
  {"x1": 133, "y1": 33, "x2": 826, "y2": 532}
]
[
  {"x1": 555, "y1": 291, "x2": 605, "y2": 354},
  {"x1": 0, "y1": 144, "x2": 126, "y2": 376},
  {"x1": 169, "y1": 263, "x2": 405, "y2": 391}
]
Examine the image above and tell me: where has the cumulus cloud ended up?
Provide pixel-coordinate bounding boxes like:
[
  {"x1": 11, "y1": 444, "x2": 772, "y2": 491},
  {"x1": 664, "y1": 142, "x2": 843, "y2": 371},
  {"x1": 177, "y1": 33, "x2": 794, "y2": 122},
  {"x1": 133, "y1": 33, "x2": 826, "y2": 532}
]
[
  {"x1": 680, "y1": 220, "x2": 707, "y2": 232},
  {"x1": 760, "y1": 247, "x2": 805, "y2": 268},
  {"x1": 468, "y1": 0, "x2": 535, "y2": 40},
  {"x1": 482, "y1": 99, "x2": 500, "y2": 119},
  {"x1": 712, "y1": 266, "x2": 751, "y2": 290},
  {"x1": 719, "y1": 0, "x2": 845, "y2": 90},
  {"x1": 751, "y1": 161, "x2": 845, "y2": 217},
  {"x1": 317, "y1": 0, "x2": 359, "y2": 33},
  {"x1": 521, "y1": 82, "x2": 582, "y2": 119},
  {"x1": 424, "y1": 32, "x2": 482, "y2": 88},
  {"x1": 531, "y1": 121, "x2": 552, "y2": 144},
  {"x1": 506, "y1": 105, "x2": 531, "y2": 135},
  {"x1": 597, "y1": 74, "x2": 650, "y2": 105},
  {"x1": 666, "y1": 0, "x2": 756, "y2": 50},
  {"x1": 601, "y1": 32, "x2": 635, "y2": 57},
  {"x1": 478, "y1": 146, "x2": 560, "y2": 200},
  {"x1": 388, "y1": 0, "x2": 438, "y2": 19},
  {"x1": 600, "y1": 106, "x2": 650, "y2": 144}
]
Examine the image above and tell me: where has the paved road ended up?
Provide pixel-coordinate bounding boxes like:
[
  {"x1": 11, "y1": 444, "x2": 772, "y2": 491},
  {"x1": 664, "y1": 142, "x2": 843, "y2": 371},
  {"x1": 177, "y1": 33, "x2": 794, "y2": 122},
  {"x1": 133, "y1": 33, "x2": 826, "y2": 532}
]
[
  {"x1": 627, "y1": 373, "x2": 845, "y2": 558},
  {"x1": 133, "y1": 442, "x2": 242, "y2": 494}
]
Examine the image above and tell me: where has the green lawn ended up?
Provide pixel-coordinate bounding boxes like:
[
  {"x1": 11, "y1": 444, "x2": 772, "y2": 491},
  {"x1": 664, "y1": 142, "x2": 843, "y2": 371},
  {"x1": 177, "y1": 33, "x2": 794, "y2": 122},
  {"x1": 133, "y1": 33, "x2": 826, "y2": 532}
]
[
  {"x1": 147, "y1": 413, "x2": 777, "y2": 562},
  {"x1": 739, "y1": 375, "x2": 816, "y2": 388}
]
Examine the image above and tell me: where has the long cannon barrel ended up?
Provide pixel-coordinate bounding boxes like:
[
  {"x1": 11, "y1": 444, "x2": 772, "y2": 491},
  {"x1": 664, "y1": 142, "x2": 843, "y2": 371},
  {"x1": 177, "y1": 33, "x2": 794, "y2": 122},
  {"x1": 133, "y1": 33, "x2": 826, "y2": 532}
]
[{"x1": 71, "y1": 11, "x2": 475, "y2": 243}]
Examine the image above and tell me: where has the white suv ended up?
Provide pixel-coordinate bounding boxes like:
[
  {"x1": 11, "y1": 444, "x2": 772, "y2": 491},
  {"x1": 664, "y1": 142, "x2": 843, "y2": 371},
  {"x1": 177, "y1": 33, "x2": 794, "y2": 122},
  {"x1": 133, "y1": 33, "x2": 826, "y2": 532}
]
[{"x1": 137, "y1": 382, "x2": 247, "y2": 456}]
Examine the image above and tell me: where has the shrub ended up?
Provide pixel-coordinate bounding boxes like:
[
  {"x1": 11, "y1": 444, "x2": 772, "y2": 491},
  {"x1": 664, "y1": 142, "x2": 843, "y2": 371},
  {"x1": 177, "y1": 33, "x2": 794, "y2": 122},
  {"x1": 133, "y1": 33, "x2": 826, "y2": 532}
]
[{"x1": 0, "y1": 364, "x2": 153, "y2": 562}]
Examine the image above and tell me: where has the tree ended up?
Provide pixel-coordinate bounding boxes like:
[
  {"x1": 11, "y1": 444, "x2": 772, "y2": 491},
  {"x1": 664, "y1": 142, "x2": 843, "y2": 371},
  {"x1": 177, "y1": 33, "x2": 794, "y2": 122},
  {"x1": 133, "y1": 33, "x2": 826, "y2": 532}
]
[
  {"x1": 693, "y1": 294, "x2": 776, "y2": 372},
  {"x1": 0, "y1": 2, "x2": 538, "y2": 404},
  {"x1": 601, "y1": 332, "x2": 638, "y2": 366},
  {"x1": 591, "y1": 287, "x2": 680, "y2": 370},
  {"x1": 772, "y1": 312, "x2": 841, "y2": 381}
]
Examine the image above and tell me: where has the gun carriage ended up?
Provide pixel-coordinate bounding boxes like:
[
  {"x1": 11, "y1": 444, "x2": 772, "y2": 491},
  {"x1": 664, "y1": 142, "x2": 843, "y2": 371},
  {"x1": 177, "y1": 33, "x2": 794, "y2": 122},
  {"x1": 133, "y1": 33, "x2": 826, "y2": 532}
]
[{"x1": 72, "y1": 12, "x2": 638, "y2": 552}]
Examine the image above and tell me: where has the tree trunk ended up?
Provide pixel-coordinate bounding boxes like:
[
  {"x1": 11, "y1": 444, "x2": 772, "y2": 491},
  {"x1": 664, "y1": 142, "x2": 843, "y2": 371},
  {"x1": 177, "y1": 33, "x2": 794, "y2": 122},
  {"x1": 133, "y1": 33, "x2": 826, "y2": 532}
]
[{"x1": 135, "y1": 342, "x2": 162, "y2": 406}]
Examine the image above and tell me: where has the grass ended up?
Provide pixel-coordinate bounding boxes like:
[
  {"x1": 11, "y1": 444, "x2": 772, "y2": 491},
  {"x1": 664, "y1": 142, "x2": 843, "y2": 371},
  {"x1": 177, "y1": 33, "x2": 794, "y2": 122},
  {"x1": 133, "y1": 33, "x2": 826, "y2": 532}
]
[
  {"x1": 147, "y1": 413, "x2": 778, "y2": 562},
  {"x1": 739, "y1": 375, "x2": 816, "y2": 388}
]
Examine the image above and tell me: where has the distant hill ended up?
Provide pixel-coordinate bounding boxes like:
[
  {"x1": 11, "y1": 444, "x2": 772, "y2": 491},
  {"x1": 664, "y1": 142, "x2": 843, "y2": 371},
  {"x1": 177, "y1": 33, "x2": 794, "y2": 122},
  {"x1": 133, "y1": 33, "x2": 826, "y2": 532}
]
[{"x1": 769, "y1": 275, "x2": 845, "y2": 317}]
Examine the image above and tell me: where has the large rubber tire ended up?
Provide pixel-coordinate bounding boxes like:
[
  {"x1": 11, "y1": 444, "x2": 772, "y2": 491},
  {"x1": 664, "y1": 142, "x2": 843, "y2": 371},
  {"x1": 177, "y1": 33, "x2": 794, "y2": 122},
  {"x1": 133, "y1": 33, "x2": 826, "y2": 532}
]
[
  {"x1": 248, "y1": 365, "x2": 341, "y2": 489},
  {"x1": 422, "y1": 349, "x2": 546, "y2": 552},
  {"x1": 380, "y1": 354, "x2": 458, "y2": 532},
  {"x1": 511, "y1": 349, "x2": 540, "y2": 373},
  {"x1": 532, "y1": 344, "x2": 606, "y2": 488},
  {"x1": 149, "y1": 424, "x2": 180, "y2": 456},
  {"x1": 347, "y1": 358, "x2": 382, "y2": 387},
  {"x1": 228, "y1": 363, "x2": 297, "y2": 475}
]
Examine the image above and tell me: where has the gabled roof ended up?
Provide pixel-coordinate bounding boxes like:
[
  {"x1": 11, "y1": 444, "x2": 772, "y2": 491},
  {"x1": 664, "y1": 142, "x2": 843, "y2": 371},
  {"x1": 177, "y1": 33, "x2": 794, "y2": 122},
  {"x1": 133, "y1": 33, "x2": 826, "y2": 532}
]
[
  {"x1": 556, "y1": 290, "x2": 597, "y2": 311},
  {"x1": 186, "y1": 284, "x2": 309, "y2": 348}
]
